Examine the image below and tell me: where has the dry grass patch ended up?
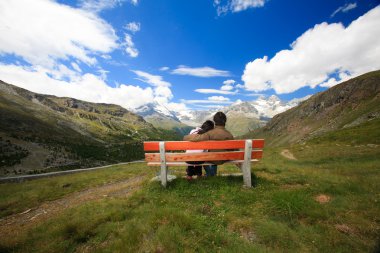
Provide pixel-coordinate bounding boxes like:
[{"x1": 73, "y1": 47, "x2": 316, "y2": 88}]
[{"x1": 315, "y1": 194, "x2": 331, "y2": 204}]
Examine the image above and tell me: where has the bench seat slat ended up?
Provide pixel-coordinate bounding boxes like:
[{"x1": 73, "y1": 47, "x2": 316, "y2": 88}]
[
  {"x1": 144, "y1": 139, "x2": 264, "y2": 151},
  {"x1": 147, "y1": 160, "x2": 259, "y2": 166},
  {"x1": 145, "y1": 150, "x2": 263, "y2": 162}
]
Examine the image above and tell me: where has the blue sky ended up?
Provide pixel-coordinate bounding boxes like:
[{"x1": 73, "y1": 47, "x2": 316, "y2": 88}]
[{"x1": 0, "y1": 0, "x2": 379, "y2": 113}]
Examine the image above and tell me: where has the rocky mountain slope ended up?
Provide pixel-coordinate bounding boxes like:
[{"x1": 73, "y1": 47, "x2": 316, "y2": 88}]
[
  {"x1": 244, "y1": 70, "x2": 380, "y2": 146},
  {"x1": 134, "y1": 102, "x2": 192, "y2": 136},
  {"x1": 178, "y1": 95, "x2": 308, "y2": 136},
  {"x1": 0, "y1": 81, "x2": 179, "y2": 175}
]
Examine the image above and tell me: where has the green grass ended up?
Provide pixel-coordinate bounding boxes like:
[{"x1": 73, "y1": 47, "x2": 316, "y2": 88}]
[
  {"x1": 0, "y1": 163, "x2": 154, "y2": 218},
  {"x1": 0, "y1": 141, "x2": 379, "y2": 252}
]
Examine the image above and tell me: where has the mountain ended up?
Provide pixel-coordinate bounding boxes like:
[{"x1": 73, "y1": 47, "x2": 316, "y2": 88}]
[
  {"x1": 244, "y1": 70, "x2": 380, "y2": 147},
  {"x1": 251, "y1": 95, "x2": 311, "y2": 119},
  {"x1": 134, "y1": 102, "x2": 193, "y2": 136},
  {"x1": 0, "y1": 80, "x2": 179, "y2": 176},
  {"x1": 177, "y1": 96, "x2": 308, "y2": 136},
  {"x1": 135, "y1": 102, "x2": 179, "y2": 121}
]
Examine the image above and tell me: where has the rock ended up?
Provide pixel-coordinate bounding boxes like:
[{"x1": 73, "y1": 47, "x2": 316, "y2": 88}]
[
  {"x1": 335, "y1": 224, "x2": 354, "y2": 234},
  {"x1": 315, "y1": 194, "x2": 331, "y2": 204}
]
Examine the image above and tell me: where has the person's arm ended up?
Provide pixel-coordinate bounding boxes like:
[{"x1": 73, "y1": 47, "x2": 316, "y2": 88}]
[{"x1": 183, "y1": 133, "x2": 210, "y2": 142}]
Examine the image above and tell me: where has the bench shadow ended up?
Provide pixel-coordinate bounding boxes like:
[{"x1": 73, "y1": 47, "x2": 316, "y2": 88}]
[{"x1": 164, "y1": 172, "x2": 259, "y2": 189}]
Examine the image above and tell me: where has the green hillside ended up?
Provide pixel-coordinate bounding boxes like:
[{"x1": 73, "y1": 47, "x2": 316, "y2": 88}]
[
  {"x1": 1, "y1": 72, "x2": 379, "y2": 252},
  {"x1": 244, "y1": 70, "x2": 380, "y2": 147},
  {"x1": 143, "y1": 115, "x2": 193, "y2": 136},
  {"x1": 0, "y1": 81, "x2": 180, "y2": 175},
  {"x1": 0, "y1": 126, "x2": 379, "y2": 252},
  {"x1": 226, "y1": 115, "x2": 264, "y2": 137}
]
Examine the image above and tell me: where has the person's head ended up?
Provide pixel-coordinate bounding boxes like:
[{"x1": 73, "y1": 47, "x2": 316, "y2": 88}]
[
  {"x1": 198, "y1": 120, "x2": 214, "y2": 134},
  {"x1": 213, "y1": 111, "x2": 227, "y2": 126}
]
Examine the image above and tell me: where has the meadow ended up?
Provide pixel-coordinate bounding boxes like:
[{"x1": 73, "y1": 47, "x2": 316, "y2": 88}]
[{"x1": 0, "y1": 139, "x2": 379, "y2": 252}]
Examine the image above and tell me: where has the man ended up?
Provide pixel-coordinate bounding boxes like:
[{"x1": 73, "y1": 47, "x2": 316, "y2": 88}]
[{"x1": 183, "y1": 111, "x2": 234, "y2": 176}]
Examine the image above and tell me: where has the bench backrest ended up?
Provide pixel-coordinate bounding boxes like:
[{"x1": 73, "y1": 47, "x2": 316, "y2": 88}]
[
  {"x1": 143, "y1": 139, "x2": 265, "y2": 188},
  {"x1": 144, "y1": 139, "x2": 264, "y2": 162}
]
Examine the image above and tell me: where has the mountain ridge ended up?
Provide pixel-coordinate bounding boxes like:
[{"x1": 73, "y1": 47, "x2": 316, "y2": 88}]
[
  {"x1": 175, "y1": 95, "x2": 309, "y2": 136},
  {"x1": 244, "y1": 70, "x2": 380, "y2": 146},
  {"x1": 0, "y1": 80, "x2": 180, "y2": 175}
]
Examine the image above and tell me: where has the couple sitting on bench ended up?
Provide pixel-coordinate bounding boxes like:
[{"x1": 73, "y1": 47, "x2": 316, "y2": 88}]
[{"x1": 184, "y1": 111, "x2": 234, "y2": 180}]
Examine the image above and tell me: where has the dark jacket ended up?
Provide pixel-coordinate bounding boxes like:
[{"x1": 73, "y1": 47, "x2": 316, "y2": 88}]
[
  {"x1": 183, "y1": 125, "x2": 234, "y2": 165},
  {"x1": 183, "y1": 125, "x2": 234, "y2": 142}
]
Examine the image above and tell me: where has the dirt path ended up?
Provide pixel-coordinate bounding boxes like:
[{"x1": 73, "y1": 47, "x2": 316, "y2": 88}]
[
  {"x1": 0, "y1": 161, "x2": 145, "y2": 183},
  {"x1": 280, "y1": 149, "x2": 297, "y2": 160},
  {"x1": 0, "y1": 175, "x2": 145, "y2": 241}
]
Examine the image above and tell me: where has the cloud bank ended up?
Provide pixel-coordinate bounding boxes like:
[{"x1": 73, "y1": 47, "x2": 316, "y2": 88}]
[
  {"x1": 0, "y1": 0, "x2": 183, "y2": 112},
  {"x1": 172, "y1": 66, "x2": 230, "y2": 77},
  {"x1": 242, "y1": 6, "x2": 380, "y2": 94},
  {"x1": 0, "y1": 64, "x2": 154, "y2": 109},
  {"x1": 0, "y1": 0, "x2": 118, "y2": 68}
]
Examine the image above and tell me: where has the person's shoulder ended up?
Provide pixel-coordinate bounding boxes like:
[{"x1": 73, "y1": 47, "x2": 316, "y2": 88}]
[{"x1": 225, "y1": 129, "x2": 234, "y2": 139}]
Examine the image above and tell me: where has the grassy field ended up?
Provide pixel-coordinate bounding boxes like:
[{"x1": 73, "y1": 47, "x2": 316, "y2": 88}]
[{"x1": 0, "y1": 140, "x2": 379, "y2": 252}]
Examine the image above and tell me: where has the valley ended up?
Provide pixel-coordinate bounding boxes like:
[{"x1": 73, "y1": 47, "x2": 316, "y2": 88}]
[
  {"x1": 0, "y1": 81, "x2": 180, "y2": 176},
  {"x1": 0, "y1": 70, "x2": 379, "y2": 252}
]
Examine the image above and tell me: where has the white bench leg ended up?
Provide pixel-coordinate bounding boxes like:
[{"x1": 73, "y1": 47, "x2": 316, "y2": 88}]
[
  {"x1": 242, "y1": 140, "x2": 252, "y2": 188},
  {"x1": 159, "y1": 141, "x2": 167, "y2": 187}
]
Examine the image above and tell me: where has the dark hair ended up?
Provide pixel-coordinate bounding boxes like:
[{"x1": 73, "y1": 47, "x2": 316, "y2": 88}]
[
  {"x1": 198, "y1": 120, "x2": 214, "y2": 134},
  {"x1": 213, "y1": 111, "x2": 227, "y2": 126}
]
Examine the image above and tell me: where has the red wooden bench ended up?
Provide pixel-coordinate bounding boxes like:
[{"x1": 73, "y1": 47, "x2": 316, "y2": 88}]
[{"x1": 143, "y1": 139, "x2": 265, "y2": 188}]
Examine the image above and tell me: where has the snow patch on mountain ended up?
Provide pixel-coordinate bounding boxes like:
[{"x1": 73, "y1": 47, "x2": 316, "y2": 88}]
[
  {"x1": 134, "y1": 101, "x2": 179, "y2": 121},
  {"x1": 176, "y1": 95, "x2": 311, "y2": 125},
  {"x1": 134, "y1": 95, "x2": 311, "y2": 128}
]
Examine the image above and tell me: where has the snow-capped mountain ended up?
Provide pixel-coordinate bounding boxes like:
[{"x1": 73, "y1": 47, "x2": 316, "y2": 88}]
[
  {"x1": 173, "y1": 95, "x2": 310, "y2": 136},
  {"x1": 133, "y1": 101, "x2": 192, "y2": 136},
  {"x1": 134, "y1": 95, "x2": 310, "y2": 136},
  {"x1": 251, "y1": 95, "x2": 312, "y2": 119},
  {"x1": 134, "y1": 102, "x2": 179, "y2": 122},
  {"x1": 178, "y1": 95, "x2": 309, "y2": 124},
  {"x1": 223, "y1": 101, "x2": 260, "y2": 118}
]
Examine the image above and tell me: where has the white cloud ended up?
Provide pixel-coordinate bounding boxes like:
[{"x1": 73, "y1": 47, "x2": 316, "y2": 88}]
[
  {"x1": 242, "y1": 6, "x2": 380, "y2": 94},
  {"x1": 124, "y1": 34, "x2": 139, "y2": 57},
  {"x1": 171, "y1": 66, "x2": 230, "y2": 77},
  {"x1": 221, "y1": 84, "x2": 234, "y2": 91},
  {"x1": 331, "y1": 2, "x2": 357, "y2": 18},
  {"x1": 0, "y1": 0, "x2": 178, "y2": 115},
  {"x1": 208, "y1": 96, "x2": 230, "y2": 101},
  {"x1": 164, "y1": 102, "x2": 189, "y2": 114},
  {"x1": 132, "y1": 70, "x2": 173, "y2": 104},
  {"x1": 215, "y1": 0, "x2": 267, "y2": 15},
  {"x1": 194, "y1": 89, "x2": 237, "y2": 95},
  {"x1": 124, "y1": 22, "x2": 141, "y2": 33},
  {"x1": 221, "y1": 79, "x2": 235, "y2": 91},
  {"x1": 130, "y1": 0, "x2": 138, "y2": 5},
  {"x1": 193, "y1": 104, "x2": 224, "y2": 109},
  {"x1": 223, "y1": 79, "x2": 236, "y2": 85},
  {"x1": 180, "y1": 99, "x2": 232, "y2": 104},
  {"x1": 196, "y1": 79, "x2": 239, "y2": 95},
  {"x1": 0, "y1": 0, "x2": 118, "y2": 68},
  {"x1": 79, "y1": 0, "x2": 126, "y2": 12},
  {"x1": 132, "y1": 70, "x2": 171, "y2": 87},
  {"x1": 153, "y1": 86, "x2": 173, "y2": 104},
  {"x1": 230, "y1": 0, "x2": 266, "y2": 12},
  {"x1": 235, "y1": 83, "x2": 245, "y2": 89},
  {"x1": 160, "y1": 66, "x2": 170, "y2": 71},
  {"x1": 0, "y1": 63, "x2": 154, "y2": 109}
]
